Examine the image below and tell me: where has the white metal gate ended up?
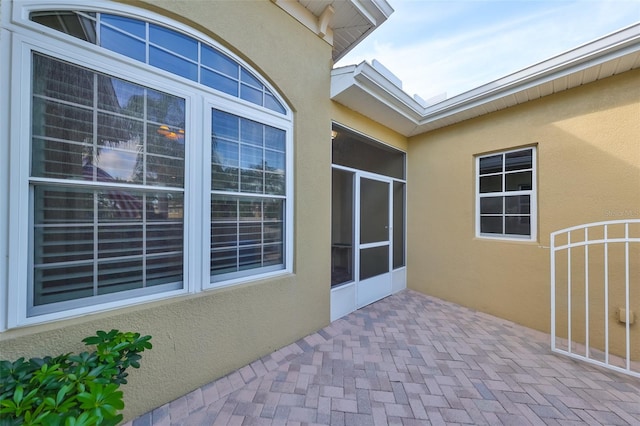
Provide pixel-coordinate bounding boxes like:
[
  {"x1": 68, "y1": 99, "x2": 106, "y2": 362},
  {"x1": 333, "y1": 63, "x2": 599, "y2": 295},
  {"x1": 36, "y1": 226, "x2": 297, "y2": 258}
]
[{"x1": 551, "y1": 219, "x2": 640, "y2": 378}]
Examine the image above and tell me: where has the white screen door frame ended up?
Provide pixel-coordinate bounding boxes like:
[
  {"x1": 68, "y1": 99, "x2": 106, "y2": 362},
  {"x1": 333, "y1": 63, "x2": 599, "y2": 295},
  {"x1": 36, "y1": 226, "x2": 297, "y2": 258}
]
[{"x1": 355, "y1": 172, "x2": 393, "y2": 308}]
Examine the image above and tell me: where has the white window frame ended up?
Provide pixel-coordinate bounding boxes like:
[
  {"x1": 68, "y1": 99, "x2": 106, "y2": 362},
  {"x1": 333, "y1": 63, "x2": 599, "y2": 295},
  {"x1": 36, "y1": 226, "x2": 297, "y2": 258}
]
[
  {"x1": 1, "y1": 1, "x2": 293, "y2": 330},
  {"x1": 475, "y1": 146, "x2": 537, "y2": 241}
]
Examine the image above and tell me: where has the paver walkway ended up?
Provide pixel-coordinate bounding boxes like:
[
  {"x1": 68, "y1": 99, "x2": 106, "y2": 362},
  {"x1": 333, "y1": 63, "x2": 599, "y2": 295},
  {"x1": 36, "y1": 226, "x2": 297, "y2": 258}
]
[{"x1": 126, "y1": 290, "x2": 640, "y2": 425}]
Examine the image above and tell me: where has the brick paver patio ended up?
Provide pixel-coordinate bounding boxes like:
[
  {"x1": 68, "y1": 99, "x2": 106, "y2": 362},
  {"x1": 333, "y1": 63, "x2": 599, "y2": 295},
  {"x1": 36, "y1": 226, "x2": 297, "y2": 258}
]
[{"x1": 126, "y1": 290, "x2": 640, "y2": 425}]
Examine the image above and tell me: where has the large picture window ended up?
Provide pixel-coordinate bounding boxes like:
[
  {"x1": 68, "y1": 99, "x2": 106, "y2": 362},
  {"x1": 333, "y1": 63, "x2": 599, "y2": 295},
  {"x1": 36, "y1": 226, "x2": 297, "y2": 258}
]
[
  {"x1": 476, "y1": 147, "x2": 536, "y2": 240},
  {"x1": 30, "y1": 54, "x2": 186, "y2": 315},
  {"x1": 4, "y1": 3, "x2": 292, "y2": 327}
]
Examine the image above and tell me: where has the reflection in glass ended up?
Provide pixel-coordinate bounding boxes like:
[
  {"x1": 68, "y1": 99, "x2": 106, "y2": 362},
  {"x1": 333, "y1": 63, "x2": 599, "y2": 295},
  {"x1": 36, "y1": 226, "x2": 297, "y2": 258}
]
[
  {"x1": 505, "y1": 149, "x2": 532, "y2": 171},
  {"x1": 481, "y1": 216, "x2": 502, "y2": 234},
  {"x1": 480, "y1": 197, "x2": 503, "y2": 214},
  {"x1": 30, "y1": 11, "x2": 287, "y2": 114},
  {"x1": 212, "y1": 109, "x2": 285, "y2": 196},
  {"x1": 33, "y1": 185, "x2": 184, "y2": 306},
  {"x1": 479, "y1": 175, "x2": 502, "y2": 193},
  {"x1": 210, "y1": 196, "x2": 284, "y2": 281},
  {"x1": 506, "y1": 216, "x2": 531, "y2": 235},
  {"x1": 479, "y1": 154, "x2": 502, "y2": 175},
  {"x1": 506, "y1": 171, "x2": 532, "y2": 191},
  {"x1": 30, "y1": 53, "x2": 186, "y2": 309}
]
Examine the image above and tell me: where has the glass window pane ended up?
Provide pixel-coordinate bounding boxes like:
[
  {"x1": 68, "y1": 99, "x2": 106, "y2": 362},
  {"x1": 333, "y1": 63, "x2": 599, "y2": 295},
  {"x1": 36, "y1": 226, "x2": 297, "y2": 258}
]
[
  {"x1": 479, "y1": 154, "x2": 502, "y2": 175},
  {"x1": 265, "y1": 172, "x2": 285, "y2": 196},
  {"x1": 265, "y1": 93, "x2": 286, "y2": 114},
  {"x1": 35, "y1": 186, "x2": 94, "y2": 224},
  {"x1": 98, "y1": 259, "x2": 143, "y2": 295},
  {"x1": 98, "y1": 225, "x2": 143, "y2": 258},
  {"x1": 147, "y1": 255, "x2": 183, "y2": 286},
  {"x1": 265, "y1": 150, "x2": 285, "y2": 172},
  {"x1": 201, "y1": 45, "x2": 238, "y2": 77},
  {"x1": 240, "y1": 83, "x2": 263, "y2": 105},
  {"x1": 360, "y1": 246, "x2": 389, "y2": 280},
  {"x1": 99, "y1": 77, "x2": 145, "y2": 118},
  {"x1": 506, "y1": 171, "x2": 532, "y2": 191},
  {"x1": 149, "y1": 46, "x2": 197, "y2": 81},
  {"x1": 241, "y1": 68, "x2": 261, "y2": 88},
  {"x1": 505, "y1": 149, "x2": 532, "y2": 171},
  {"x1": 505, "y1": 195, "x2": 530, "y2": 214},
  {"x1": 34, "y1": 225, "x2": 93, "y2": 264},
  {"x1": 241, "y1": 145, "x2": 263, "y2": 170},
  {"x1": 212, "y1": 223, "x2": 238, "y2": 248},
  {"x1": 213, "y1": 110, "x2": 239, "y2": 140},
  {"x1": 480, "y1": 216, "x2": 503, "y2": 234},
  {"x1": 149, "y1": 24, "x2": 198, "y2": 60},
  {"x1": 264, "y1": 199, "x2": 283, "y2": 221},
  {"x1": 265, "y1": 127, "x2": 285, "y2": 151},
  {"x1": 480, "y1": 197, "x2": 503, "y2": 214},
  {"x1": 33, "y1": 54, "x2": 94, "y2": 106},
  {"x1": 211, "y1": 248, "x2": 238, "y2": 275},
  {"x1": 241, "y1": 120, "x2": 263, "y2": 147},
  {"x1": 264, "y1": 243, "x2": 283, "y2": 266},
  {"x1": 506, "y1": 216, "x2": 531, "y2": 235},
  {"x1": 147, "y1": 90, "x2": 186, "y2": 128},
  {"x1": 239, "y1": 246, "x2": 262, "y2": 271},
  {"x1": 102, "y1": 14, "x2": 145, "y2": 38},
  {"x1": 146, "y1": 155, "x2": 184, "y2": 187},
  {"x1": 100, "y1": 26, "x2": 145, "y2": 62},
  {"x1": 212, "y1": 198, "x2": 237, "y2": 219},
  {"x1": 147, "y1": 222, "x2": 183, "y2": 254},
  {"x1": 31, "y1": 11, "x2": 97, "y2": 43},
  {"x1": 479, "y1": 175, "x2": 502, "y2": 193},
  {"x1": 202, "y1": 68, "x2": 238, "y2": 97},
  {"x1": 32, "y1": 134, "x2": 91, "y2": 180},
  {"x1": 34, "y1": 264, "x2": 94, "y2": 306}
]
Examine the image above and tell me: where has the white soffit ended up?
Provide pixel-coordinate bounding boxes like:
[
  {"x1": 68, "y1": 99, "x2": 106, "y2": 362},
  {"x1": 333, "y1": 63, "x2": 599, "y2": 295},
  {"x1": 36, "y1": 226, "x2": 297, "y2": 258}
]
[
  {"x1": 331, "y1": 23, "x2": 640, "y2": 137},
  {"x1": 272, "y1": 0, "x2": 393, "y2": 61}
]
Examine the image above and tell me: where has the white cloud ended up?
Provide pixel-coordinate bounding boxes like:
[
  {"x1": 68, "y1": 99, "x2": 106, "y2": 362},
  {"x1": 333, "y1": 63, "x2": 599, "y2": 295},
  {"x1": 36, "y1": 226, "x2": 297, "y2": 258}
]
[{"x1": 337, "y1": 0, "x2": 640, "y2": 99}]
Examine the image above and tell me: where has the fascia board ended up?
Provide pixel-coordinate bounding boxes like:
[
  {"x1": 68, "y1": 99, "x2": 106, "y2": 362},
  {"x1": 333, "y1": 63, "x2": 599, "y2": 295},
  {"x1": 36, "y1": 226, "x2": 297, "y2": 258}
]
[
  {"x1": 351, "y1": 61, "x2": 424, "y2": 121},
  {"x1": 350, "y1": 0, "x2": 394, "y2": 25}
]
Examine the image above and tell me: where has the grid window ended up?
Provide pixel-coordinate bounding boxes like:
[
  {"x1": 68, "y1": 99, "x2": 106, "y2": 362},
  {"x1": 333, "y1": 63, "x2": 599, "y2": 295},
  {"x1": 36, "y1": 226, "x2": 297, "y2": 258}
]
[
  {"x1": 6, "y1": 6, "x2": 292, "y2": 326},
  {"x1": 210, "y1": 110, "x2": 286, "y2": 282},
  {"x1": 30, "y1": 10, "x2": 287, "y2": 114},
  {"x1": 30, "y1": 54, "x2": 185, "y2": 316},
  {"x1": 477, "y1": 148, "x2": 536, "y2": 239}
]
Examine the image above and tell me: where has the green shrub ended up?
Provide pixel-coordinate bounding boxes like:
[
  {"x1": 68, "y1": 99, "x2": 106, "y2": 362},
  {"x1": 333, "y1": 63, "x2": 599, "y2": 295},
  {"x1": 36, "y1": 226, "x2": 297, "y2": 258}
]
[{"x1": 1, "y1": 330, "x2": 152, "y2": 426}]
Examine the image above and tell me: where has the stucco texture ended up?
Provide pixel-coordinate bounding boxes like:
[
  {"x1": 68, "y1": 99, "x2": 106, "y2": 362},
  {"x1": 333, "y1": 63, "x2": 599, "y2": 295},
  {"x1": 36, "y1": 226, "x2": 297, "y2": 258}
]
[
  {"x1": 1, "y1": 0, "x2": 334, "y2": 421},
  {"x1": 407, "y1": 69, "x2": 640, "y2": 359}
]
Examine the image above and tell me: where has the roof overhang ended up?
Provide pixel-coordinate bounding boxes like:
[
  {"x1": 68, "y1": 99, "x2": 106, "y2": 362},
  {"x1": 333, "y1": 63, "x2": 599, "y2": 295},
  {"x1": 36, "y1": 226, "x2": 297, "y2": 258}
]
[
  {"x1": 271, "y1": 0, "x2": 393, "y2": 62},
  {"x1": 331, "y1": 23, "x2": 640, "y2": 137}
]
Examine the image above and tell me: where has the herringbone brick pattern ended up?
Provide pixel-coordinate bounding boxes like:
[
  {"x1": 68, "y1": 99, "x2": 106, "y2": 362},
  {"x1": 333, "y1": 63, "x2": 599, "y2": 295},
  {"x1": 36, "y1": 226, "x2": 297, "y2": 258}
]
[{"x1": 127, "y1": 290, "x2": 640, "y2": 425}]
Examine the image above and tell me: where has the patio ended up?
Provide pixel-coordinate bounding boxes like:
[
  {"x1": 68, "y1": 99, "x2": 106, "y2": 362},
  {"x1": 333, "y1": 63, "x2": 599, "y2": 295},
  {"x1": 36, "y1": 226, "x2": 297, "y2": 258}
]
[{"x1": 126, "y1": 289, "x2": 640, "y2": 425}]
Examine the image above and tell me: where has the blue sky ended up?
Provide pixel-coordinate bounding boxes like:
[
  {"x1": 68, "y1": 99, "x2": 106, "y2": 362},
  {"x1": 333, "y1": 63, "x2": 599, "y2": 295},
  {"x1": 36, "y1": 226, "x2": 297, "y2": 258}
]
[{"x1": 336, "y1": 0, "x2": 640, "y2": 101}]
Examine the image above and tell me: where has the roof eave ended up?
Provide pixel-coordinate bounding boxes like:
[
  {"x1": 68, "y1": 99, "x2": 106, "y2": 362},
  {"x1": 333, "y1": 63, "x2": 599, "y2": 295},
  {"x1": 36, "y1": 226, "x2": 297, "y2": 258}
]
[{"x1": 331, "y1": 23, "x2": 640, "y2": 137}]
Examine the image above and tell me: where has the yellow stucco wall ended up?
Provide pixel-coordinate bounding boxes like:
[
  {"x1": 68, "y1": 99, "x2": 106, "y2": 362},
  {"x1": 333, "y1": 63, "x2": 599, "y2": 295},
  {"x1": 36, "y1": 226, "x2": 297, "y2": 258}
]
[
  {"x1": 407, "y1": 69, "x2": 640, "y2": 357},
  {"x1": 331, "y1": 103, "x2": 409, "y2": 153},
  {"x1": 0, "y1": 0, "x2": 333, "y2": 421}
]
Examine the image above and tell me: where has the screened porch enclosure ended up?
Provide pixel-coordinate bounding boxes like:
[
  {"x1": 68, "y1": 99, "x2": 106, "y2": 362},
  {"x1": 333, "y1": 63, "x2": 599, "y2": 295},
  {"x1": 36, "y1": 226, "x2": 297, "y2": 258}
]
[{"x1": 330, "y1": 124, "x2": 406, "y2": 321}]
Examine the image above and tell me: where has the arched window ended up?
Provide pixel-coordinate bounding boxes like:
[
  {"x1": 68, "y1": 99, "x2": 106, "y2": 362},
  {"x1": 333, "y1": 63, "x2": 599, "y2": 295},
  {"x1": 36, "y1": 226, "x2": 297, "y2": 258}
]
[{"x1": 3, "y1": 2, "x2": 293, "y2": 328}]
